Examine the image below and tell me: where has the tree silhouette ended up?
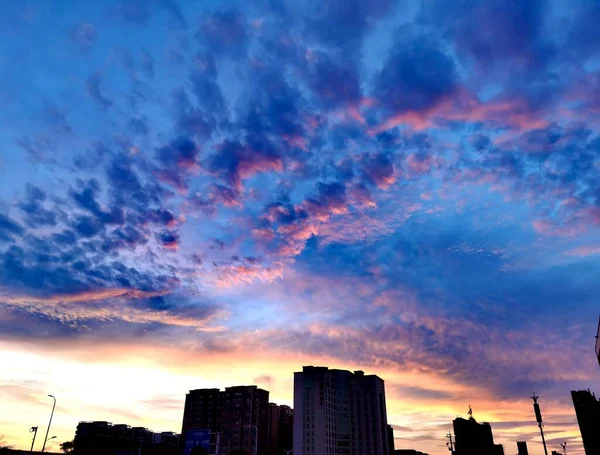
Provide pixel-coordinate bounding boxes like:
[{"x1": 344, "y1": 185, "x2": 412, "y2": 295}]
[
  {"x1": 0, "y1": 436, "x2": 13, "y2": 454},
  {"x1": 60, "y1": 440, "x2": 75, "y2": 453}
]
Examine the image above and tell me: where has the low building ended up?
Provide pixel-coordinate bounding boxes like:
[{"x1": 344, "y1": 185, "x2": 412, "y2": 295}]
[
  {"x1": 516, "y1": 441, "x2": 529, "y2": 455},
  {"x1": 73, "y1": 421, "x2": 179, "y2": 455},
  {"x1": 453, "y1": 415, "x2": 504, "y2": 455}
]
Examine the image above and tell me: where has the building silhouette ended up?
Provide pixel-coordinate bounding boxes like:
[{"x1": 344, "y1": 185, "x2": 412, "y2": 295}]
[
  {"x1": 571, "y1": 389, "x2": 600, "y2": 455},
  {"x1": 73, "y1": 421, "x2": 179, "y2": 455},
  {"x1": 453, "y1": 415, "x2": 504, "y2": 455},
  {"x1": 267, "y1": 403, "x2": 293, "y2": 455},
  {"x1": 387, "y1": 425, "x2": 394, "y2": 453},
  {"x1": 182, "y1": 388, "x2": 222, "y2": 436},
  {"x1": 551, "y1": 451, "x2": 561, "y2": 455},
  {"x1": 181, "y1": 385, "x2": 270, "y2": 455},
  {"x1": 516, "y1": 441, "x2": 529, "y2": 455},
  {"x1": 393, "y1": 450, "x2": 429, "y2": 455},
  {"x1": 595, "y1": 317, "x2": 600, "y2": 368},
  {"x1": 293, "y1": 366, "x2": 390, "y2": 455}
]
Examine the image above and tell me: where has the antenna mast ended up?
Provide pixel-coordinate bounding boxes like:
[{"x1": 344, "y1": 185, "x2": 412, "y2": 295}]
[{"x1": 531, "y1": 392, "x2": 548, "y2": 455}]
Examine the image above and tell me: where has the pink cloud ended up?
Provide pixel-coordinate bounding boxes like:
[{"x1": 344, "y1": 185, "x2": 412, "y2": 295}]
[
  {"x1": 532, "y1": 219, "x2": 585, "y2": 237},
  {"x1": 348, "y1": 184, "x2": 377, "y2": 208},
  {"x1": 252, "y1": 227, "x2": 275, "y2": 240},
  {"x1": 406, "y1": 153, "x2": 432, "y2": 174},
  {"x1": 0, "y1": 288, "x2": 226, "y2": 331},
  {"x1": 216, "y1": 263, "x2": 284, "y2": 287},
  {"x1": 281, "y1": 134, "x2": 309, "y2": 151},
  {"x1": 565, "y1": 246, "x2": 600, "y2": 257},
  {"x1": 370, "y1": 89, "x2": 549, "y2": 135}
]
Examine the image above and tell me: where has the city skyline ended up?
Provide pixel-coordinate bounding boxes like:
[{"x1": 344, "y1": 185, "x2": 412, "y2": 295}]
[
  {"x1": 2, "y1": 0, "x2": 600, "y2": 454},
  {"x1": 1, "y1": 364, "x2": 595, "y2": 455}
]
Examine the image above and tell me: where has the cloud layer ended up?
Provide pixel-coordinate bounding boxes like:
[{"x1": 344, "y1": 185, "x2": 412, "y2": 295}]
[{"x1": 1, "y1": 0, "x2": 600, "y2": 454}]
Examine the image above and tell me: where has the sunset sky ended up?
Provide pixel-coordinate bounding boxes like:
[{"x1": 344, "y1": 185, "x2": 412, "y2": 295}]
[{"x1": 1, "y1": 1, "x2": 600, "y2": 454}]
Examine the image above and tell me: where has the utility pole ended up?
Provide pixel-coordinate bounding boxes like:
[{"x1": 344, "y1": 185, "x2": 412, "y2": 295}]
[
  {"x1": 446, "y1": 432, "x2": 454, "y2": 453},
  {"x1": 531, "y1": 392, "x2": 548, "y2": 455},
  {"x1": 29, "y1": 426, "x2": 38, "y2": 453}
]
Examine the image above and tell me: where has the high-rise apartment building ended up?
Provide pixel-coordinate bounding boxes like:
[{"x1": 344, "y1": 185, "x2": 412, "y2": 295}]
[
  {"x1": 220, "y1": 386, "x2": 269, "y2": 455},
  {"x1": 516, "y1": 441, "x2": 529, "y2": 455},
  {"x1": 293, "y1": 366, "x2": 390, "y2": 455},
  {"x1": 181, "y1": 385, "x2": 270, "y2": 455},
  {"x1": 268, "y1": 403, "x2": 281, "y2": 455},
  {"x1": 571, "y1": 389, "x2": 600, "y2": 455},
  {"x1": 387, "y1": 425, "x2": 395, "y2": 453},
  {"x1": 278, "y1": 405, "x2": 294, "y2": 454},
  {"x1": 267, "y1": 403, "x2": 294, "y2": 455},
  {"x1": 182, "y1": 388, "x2": 222, "y2": 436}
]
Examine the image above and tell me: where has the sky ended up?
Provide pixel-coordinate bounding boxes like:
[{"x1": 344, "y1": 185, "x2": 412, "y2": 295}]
[{"x1": 0, "y1": 0, "x2": 599, "y2": 454}]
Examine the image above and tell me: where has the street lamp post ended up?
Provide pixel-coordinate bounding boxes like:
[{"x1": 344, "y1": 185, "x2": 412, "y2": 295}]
[
  {"x1": 41, "y1": 395, "x2": 56, "y2": 453},
  {"x1": 29, "y1": 426, "x2": 38, "y2": 453},
  {"x1": 561, "y1": 442, "x2": 567, "y2": 455}
]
